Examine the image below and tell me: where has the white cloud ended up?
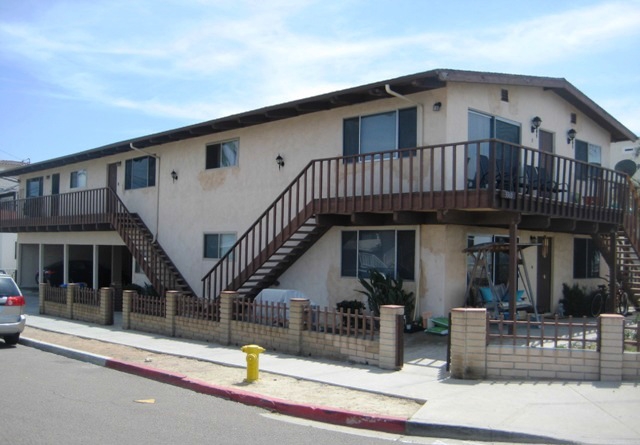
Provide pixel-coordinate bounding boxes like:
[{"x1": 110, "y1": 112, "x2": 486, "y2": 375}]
[{"x1": 1, "y1": 0, "x2": 638, "y2": 126}]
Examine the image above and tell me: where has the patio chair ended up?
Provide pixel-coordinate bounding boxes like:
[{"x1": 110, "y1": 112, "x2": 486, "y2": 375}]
[{"x1": 467, "y1": 155, "x2": 490, "y2": 189}]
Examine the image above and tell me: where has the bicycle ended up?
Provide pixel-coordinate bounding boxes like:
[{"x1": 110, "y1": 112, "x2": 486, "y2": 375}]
[{"x1": 589, "y1": 276, "x2": 629, "y2": 317}]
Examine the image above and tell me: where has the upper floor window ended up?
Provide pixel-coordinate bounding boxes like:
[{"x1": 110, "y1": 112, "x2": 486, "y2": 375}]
[
  {"x1": 70, "y1": 169, "x2": 87, "y2": 189},
  {"x1": 343, "y1": 107, "x2": 417, "y2": 159},
  {"x1": 341, "y1": 229, "x2": 415, "y2": 280},
  {"x1": 206, "y1": 139, "x2": 238, "y2": 169},
  {"x1": 204, "y1": 233, "x2": 236, "y2": 259},
  {"x1": 26, "y1": 177, "x2": 43, "y2": 197},
  {"x1": 125, "y1": 156, "x2": 156, "y2": 190},
  {"x1": 575, "y1": 140, "x2": 601, "y2": 180}
]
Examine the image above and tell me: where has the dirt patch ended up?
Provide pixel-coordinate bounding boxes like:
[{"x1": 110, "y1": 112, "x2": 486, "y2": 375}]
[{"x1": 22, "y1": 326, "x2": 422, "y2": 418}]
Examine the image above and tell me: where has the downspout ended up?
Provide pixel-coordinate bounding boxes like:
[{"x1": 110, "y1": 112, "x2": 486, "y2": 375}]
[
  {"x1": 385, "y1": 84, "x2": 424, "y2": 320},
  {"x1": 384, "y1": 84, "x2": 424, "y2": 146},
  {"x1": 130, "y1": 143, "x2": 161, "y2": 243}
]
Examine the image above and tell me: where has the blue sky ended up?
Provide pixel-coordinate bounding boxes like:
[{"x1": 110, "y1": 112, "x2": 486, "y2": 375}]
[{"x1": 1, "y1": 0, "x2": 639, "y2": 164}]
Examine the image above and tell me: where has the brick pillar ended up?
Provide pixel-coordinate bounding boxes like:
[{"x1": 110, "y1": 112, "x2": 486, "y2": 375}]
[
  {"x1": 599, "y1": 314, "x2": 624, "y2": 382},
  {"x1": 450, "y1": 308, "x2": 487, "y2": 379},
  {"x1": 288, "y1": 298, "x2": 309, "y2": 355},
  {"x1": 379, "y1": 305, "x2": 405, "y2": 370},
  {"x1": 38, "y1": 283, "x2": 46, "y2": 314},
  {"x1": 219, "y1": 291, "x2": 238, "y2": 345},
  {"x1": 66, "y1": 283, "x2": 77, "y2": 319},
  {"x1": 165, "y1": 291, "x2": 179, "y2": 337},
  {"x1": 100, "y1": 287, "x2": 114, "y2": 325},
  {"x1": 122, "y1": 290, "x2": 135, "y2": 330}
]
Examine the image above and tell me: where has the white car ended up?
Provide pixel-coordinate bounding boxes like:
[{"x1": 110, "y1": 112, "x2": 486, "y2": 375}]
[{"x1": 0, "y1": 275, "x2": 26, "y2": 345}]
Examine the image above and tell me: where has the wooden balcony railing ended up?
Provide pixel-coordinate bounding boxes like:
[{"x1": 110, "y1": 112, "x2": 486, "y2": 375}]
[
  {"x1": 202, "y1": 140, "x2": 631, "y2": 299},
  {"x1": 0, "y1": 188, "x2": 191, "y2": 296}
]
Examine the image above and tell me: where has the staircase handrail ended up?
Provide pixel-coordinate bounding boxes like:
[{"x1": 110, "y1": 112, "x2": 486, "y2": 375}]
[{"x1": 201, "y1": 139, "x2": 630, "y2": 300}]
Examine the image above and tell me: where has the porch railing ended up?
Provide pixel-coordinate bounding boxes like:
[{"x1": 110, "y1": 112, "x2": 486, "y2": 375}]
[
  {"x1": 0, "y1": 187, "x2": 191, "y2": 296},
  {"x1": 202, "y1": 139, "x2": 630, "y2": 299}
]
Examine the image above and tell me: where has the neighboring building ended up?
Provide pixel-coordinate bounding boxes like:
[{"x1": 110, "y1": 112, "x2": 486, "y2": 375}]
[
  {"x1": 611, "y1": 140, "x2": 640, "y2": 183},
  {"x1": 0, "y1": 160, "x2": 28, "y2": 277},
  {"x1": 0, "y1": 69, "x2": 637, "y2": 320}
]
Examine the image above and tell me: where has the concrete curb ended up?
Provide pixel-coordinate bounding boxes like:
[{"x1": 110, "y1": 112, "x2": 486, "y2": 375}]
[
  {"x1": 21, "y1": 337, "x2": 406, "y2": 434},
  {"x1": 20, "y1": 336, "x2": 572, "y2": 444}
]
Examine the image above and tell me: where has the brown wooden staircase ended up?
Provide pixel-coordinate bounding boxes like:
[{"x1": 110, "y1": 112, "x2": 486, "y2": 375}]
[
  {"x1": 109, "y1": 192, "x2": 194, "y2": 296},
  {"x1": 202, "y1": 140, "x2": 633, "y2": 301},
  {"x1": 594, "y1": 178, "x2": 640, "y2": 305}
]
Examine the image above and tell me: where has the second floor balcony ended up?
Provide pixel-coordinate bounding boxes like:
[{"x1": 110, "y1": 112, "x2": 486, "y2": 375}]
[{"x1": 0, "y1": 140, "x2": 632, "y2": 236}]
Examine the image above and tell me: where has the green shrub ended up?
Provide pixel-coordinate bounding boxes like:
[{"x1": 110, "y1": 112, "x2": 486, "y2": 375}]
[
  {"x1": 356, "y1": 269, "x2": 414, "y2": 319},
  {"x1": 561, "y1": 283, "x2": 589, "y2": 316},
  {"x1": 336, "y1": 299, "x2": 366, "y2": 313}
]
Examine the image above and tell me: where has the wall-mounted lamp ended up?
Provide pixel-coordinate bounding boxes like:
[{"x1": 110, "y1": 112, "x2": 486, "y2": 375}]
[
  {"x1": 276, "y1": 154, "x2": 285, "y2": 170},
  {"x1": 530, "y1": 116, "x2": 542, "y2": 135},
  {"x1": 433, "y1": 102, "x2": 442, "y2": 112},
  {"x1": 567, "y1": 129, "x2": 577, "y2": 146},
  {"x1": 170, "y1": 170, "x2": 178, "y2": 182}
]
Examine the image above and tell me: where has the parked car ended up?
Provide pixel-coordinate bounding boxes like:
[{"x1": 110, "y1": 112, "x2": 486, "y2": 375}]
[
  {"x1": 35, "y1": 260, "x2": 111, "y2": 288},
  {"x1": 0, "y1": 274, "x2": 26, "y2": 345}
]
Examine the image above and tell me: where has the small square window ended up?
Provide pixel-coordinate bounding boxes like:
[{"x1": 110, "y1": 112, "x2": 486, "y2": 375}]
[
  {"x1": 204, "y1": 233, "x2": 236, "y2": 259},
  {"x1": 206, "y1": 140, "x2": 238, "y2": 169},
  {"x1": 500, "y1": 89, "x2": 509, "y2": 102},
  {"x1": 70, "y1": 169, "x2": 87, "y2": 189},
  {"x1": 571, "y1": 113, "x2": 577, "y2": 124}
]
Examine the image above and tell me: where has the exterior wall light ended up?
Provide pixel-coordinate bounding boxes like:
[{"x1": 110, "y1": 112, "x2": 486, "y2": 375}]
[
  {"x1": 276, "y1": 154, "x2": 285, "y2": 170},
  {"x1": 171, "y1": 170, "x2": 178, "y2": 182},
  {"x1": 567, "y1": 129, "x2": 577, "y2": 146},
  {"x1": 530, "y1": 116, "x2": 542, "y2": 135},
  {"x1": 433, "y1": 102, "x2": 442, "y2": 112}
]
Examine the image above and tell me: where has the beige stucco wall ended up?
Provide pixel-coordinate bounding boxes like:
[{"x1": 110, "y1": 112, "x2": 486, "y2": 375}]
[{"x1": 14, "y1": 80, "x2": 622, "y2": 311}]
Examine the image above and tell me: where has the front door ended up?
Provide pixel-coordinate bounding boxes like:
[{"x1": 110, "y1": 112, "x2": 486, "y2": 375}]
[
  {"x1": 107, "y1": 163, "x2": 118, "y2": 192},
  {"x1": 536, "y1": 237, "x2": 552, "y2": 313}
]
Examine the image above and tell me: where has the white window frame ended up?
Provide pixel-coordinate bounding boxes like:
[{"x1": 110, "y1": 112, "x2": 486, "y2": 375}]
[
  {"x1": 70, "y1": 169, "x2": 87, "y2": 189},
  {"x1": 206, "y1": 139, "x2": 239, "y2": 170}
]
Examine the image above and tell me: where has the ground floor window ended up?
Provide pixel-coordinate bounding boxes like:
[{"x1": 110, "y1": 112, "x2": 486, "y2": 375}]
[
  {"x1": 204, "y1": 233, "x2": 236, "y2": 259},
  {"x1": 341, "y1": 230, "x2": 415, "y2": 280},
  {"x1": 573, "y1": 238, "x2": 600, "y2": 278}
]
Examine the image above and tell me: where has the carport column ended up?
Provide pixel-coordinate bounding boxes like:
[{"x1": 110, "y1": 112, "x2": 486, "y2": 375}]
[
  {"x1": 165, "y1": 291, "x2": 179, "y2": 337},
  {"x1": 219, "y1": 291, "x2": 238, "y2": 345},
  {"x1": 66, "y1": 283, "x2": 77, "y2": 320},
  {"x1": 122, "y1": 290, "x2": 135, "y2": 330},
  {"x1": 599, "y1": 314, "x2": 624, "y2": 382},
  {"x1": 450, "y1": 308, "x2": 487, "y2": 380},
  {"x1": 379, "y1": 305, "x2": 405, "y2": 370},
  {"x1": 99, "y1": 287, "x2": 114, "y2": 325},
  {"x1": 38, "y1": 282, "x2": 46, "y2": 314},
  {"x1": 288, "y1": 298, "x2": 309, "y2": 355}
]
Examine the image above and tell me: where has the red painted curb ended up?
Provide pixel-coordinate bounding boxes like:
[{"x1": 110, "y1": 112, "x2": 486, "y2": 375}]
[{"x1": 105, "y1": 358, "x2": 407, "y2": 434}]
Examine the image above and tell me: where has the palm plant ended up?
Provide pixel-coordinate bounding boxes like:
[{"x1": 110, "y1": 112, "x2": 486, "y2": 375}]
[{"x1": 356, "y1": 269, "x2": 414, "y2": 319}]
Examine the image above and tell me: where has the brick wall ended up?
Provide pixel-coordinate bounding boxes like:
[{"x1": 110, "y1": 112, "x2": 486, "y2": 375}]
[
  {"x1": 450, "y1": 308, "x2": 640, "y2": 382},
  {"x1": 39, "y1": 283, "x2": 113, "y2": 325},
  {"x1": 120, "y1": 291, "x2": 402, "y2": 369}
]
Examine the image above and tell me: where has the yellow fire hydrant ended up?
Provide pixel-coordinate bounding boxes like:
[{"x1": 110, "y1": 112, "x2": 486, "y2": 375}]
[{"x1": 241, "y1": 344, "x2": 265, "y2": 382}]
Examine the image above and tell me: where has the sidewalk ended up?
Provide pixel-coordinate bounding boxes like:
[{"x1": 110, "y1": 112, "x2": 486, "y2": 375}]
[{"x1": 20, "y1": 293, "x2": 640, "y2": 444}]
